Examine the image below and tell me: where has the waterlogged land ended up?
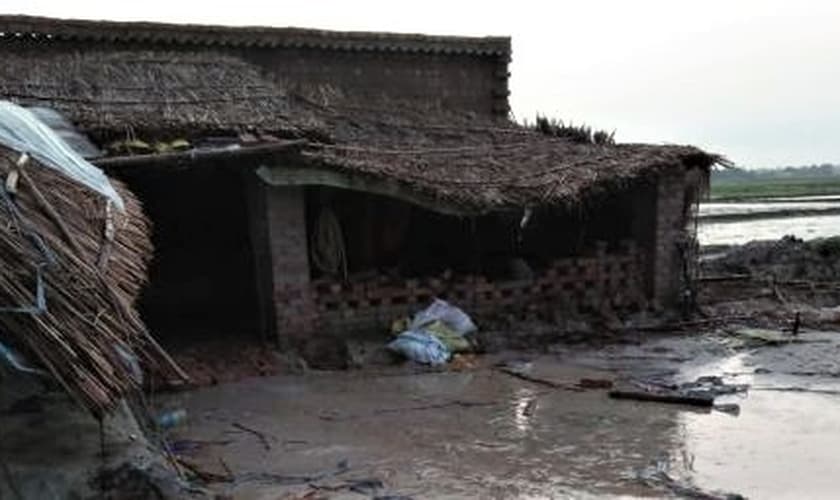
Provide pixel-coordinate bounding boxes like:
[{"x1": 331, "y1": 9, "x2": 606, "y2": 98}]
[
  {"x1": 166, "y1": 330, "x2": 840, "y2": 499},
  {"x1": 700, "y1": 175, "x2": 840, "y2": 247}
]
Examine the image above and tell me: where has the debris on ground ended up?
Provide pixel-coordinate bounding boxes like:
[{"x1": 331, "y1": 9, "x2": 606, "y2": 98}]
[
  {"x1": 610, "y1": 376, "x2": 748, "y2": 409},
  {"x1": 387, "y1": 298, "x2": 477, "y2": 365},
  {"x1": 171, "y1": 339, "x2": 293, "y2": 386},
  {"x1": 157, "y1": 409, "x2": 188, "y2": 430}
]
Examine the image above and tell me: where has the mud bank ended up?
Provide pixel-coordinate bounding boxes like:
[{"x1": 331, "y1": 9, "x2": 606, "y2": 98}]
[{"x1": 703, "y1": 235, "x2": 840, "y2": 282}]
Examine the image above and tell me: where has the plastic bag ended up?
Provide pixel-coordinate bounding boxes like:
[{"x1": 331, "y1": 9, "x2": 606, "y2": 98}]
[
  {"x1": 425, "y1": 320, "x2": 471, "y2": 353},
  {"x1": 409, "y1": 298, "x2": 477, "y2": 335},
  {"x1": 387, "y1": 330, "x2": 450, "y2": 365}
]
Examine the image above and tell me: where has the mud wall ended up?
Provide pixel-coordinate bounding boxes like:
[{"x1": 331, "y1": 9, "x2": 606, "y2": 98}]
[{"x1": 652, "y1": 169, "x2": 692, "y2": 308}]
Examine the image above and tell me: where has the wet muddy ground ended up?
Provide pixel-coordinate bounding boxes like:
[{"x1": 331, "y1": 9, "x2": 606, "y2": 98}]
[{"x1": 164, "y1": 328, "x2": 840, "y2": 499}]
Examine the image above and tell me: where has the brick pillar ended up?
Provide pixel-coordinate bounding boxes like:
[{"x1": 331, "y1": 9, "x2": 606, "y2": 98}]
[
  {"x1": 652, "y1": 170, "x2": 688, "y2": 309},
  {"x1": 245, "y1": 172, "x2": 315, "y2": 347}
]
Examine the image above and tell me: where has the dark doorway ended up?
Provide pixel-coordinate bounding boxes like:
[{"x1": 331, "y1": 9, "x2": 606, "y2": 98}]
[{"x1": 115, "y1": 165, "x2": 260, "y2": 348}]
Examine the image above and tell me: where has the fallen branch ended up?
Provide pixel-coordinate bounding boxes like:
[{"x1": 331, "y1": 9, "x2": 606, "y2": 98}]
[{"x1": 608, "y1": 390, "x2": 714, "y2": 407}]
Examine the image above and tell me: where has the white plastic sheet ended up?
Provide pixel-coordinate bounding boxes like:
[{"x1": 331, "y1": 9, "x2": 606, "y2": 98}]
[
  {"x1": 409, "y1": 298, "x2": 477, "y2": 335},
  {"x1": 0, "y1": 101, "x2": 124, "y2": 210}
]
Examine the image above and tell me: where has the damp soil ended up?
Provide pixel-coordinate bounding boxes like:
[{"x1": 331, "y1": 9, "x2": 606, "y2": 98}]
[{"x1": 161, "y1": 328, "x2": 840, "y2": 499}]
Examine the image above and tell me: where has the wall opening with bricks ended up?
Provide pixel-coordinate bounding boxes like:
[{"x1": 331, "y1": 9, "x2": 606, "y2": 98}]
[{"x1": 258, "y1": 182, "x2": 682, "y2": 342}]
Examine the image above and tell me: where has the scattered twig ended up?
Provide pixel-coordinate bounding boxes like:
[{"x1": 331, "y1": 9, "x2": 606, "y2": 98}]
[
  {"x1": 496, "y1": 366, "x2": 581, "y2": 391},
  {"x1": 218, "y1": 457, "x2": 234, "y2": 479},
  {"x1": 231, "y1": 422, "x2": 274, "y2": 451},
  {"x1": 175, "y1": 457, "x2": 234, "y2": 483}
]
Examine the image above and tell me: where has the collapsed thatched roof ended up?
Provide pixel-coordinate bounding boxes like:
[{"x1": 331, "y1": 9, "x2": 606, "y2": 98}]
[
  {"x1": 0, "y1": 141, "x2": 186, "y2": 417},
  {"x1": 0, "y1": 50, "x2": 319, "y2": 140},
  {"x1": 271, "y1": 95, "x2": 720, "y2": 213}
]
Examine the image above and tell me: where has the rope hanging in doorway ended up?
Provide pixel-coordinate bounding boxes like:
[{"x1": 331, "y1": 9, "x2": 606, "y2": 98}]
[{"x1": 311, "y1": 207, "x2": 348, "y2": 281}]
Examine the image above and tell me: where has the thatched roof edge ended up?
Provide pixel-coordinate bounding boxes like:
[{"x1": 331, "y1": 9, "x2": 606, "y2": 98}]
[{"x1": 0, "y1": 15, "x2": 511, "y2": 56}]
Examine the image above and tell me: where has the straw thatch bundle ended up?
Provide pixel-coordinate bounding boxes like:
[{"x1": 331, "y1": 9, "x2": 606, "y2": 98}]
[
  {"x1": 0, "y1": 145, "x2": 185, "y2": 417},
  {"x1": 0, "y1": 50, "x2": 321, "y2": 142}
]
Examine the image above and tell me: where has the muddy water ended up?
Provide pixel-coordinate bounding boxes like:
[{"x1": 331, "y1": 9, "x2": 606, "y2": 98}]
[
  {"x1": 166, "y1": 331, "x2": 840, "y2": 499},
  {"x1": 699, "y1": 195, "x2": 840, "y2": 246}
]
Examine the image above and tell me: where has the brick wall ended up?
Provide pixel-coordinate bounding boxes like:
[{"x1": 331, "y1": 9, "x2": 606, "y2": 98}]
[
  {"x1": 245, "y1": 179, "x2": 317, "y2": 345},
  {"x1": 272, "y1": 241, "x2": 644, "y2": 337},
  {"x1": 652, "y1": 169, "x2": 689, "y2": 308}
]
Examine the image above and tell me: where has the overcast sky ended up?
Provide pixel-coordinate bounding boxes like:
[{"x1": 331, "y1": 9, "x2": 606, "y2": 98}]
[{"x1": 7, "y1": 0, "x2": 840, "y2": 168}]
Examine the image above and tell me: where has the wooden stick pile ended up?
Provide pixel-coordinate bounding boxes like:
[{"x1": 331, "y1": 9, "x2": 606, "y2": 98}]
[{"x1": 0, "y1": 146, "x2": 187, "y2": 417}]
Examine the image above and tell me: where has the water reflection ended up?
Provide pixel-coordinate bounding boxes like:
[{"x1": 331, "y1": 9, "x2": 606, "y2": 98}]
[
  {"x1": 699, "y1": 213, "x2": 840, "y2": 246},
  {"x1": 512, "y1": 387, "x2": 538, "y2": 433},
  {"x1": 166, "y1": 334, "x2": 840, "y2": 499}
]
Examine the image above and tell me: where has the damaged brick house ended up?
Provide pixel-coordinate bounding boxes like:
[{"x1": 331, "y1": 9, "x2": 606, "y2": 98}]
[{"x1": 0, "y1": 15, "x2": 717, "y2": 349}]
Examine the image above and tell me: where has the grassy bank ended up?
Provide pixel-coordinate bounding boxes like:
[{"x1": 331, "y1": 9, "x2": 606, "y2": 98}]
[{"x1": 710, "y1": 177, "x2": 840, "y2": 201}]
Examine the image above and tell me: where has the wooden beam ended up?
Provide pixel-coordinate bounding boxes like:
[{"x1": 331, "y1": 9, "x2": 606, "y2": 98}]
[
  {"x1": 93, "y1": 140, "x2": 305, "y2": 169},
  {"x1": 256, "y1": 164, "x2": 477, "y2": 217}
]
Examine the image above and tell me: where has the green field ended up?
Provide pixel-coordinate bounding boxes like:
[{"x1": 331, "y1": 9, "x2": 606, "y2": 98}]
[{"x1": 710, "y1": 177, "x2": 840, "y2": 201}]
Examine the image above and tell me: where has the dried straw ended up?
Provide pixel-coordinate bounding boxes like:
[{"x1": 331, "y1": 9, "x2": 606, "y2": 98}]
[{"x1": 0, "y1": 146, "x2": 186, "y2": 417}]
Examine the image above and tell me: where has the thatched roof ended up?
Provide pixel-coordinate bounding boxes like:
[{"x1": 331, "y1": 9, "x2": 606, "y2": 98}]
[
  {"x1": 266, "y1": 95, "x2": 720, "y2": 214},
  {"x1": 0, "y1": 50, "x2": 318, "y2": 140},
  {"x1": 0, "y1": 15, "x2": 510, "y2": 56}
]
